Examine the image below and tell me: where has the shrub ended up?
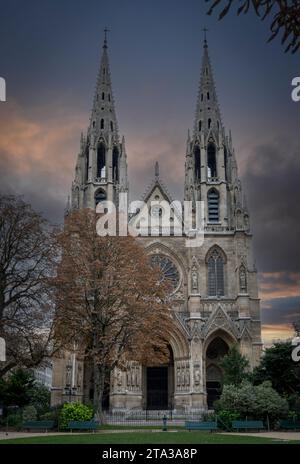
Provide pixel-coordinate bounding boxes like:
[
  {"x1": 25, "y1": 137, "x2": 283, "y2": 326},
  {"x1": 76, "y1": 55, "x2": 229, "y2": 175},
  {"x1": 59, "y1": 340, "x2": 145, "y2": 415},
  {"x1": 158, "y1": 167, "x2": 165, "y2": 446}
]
[
  {"x1": 59, "y1": 402, "x2": 93, "y2": 429},
  {"x1": 39, "y1": 404, "x2": 63, "y2": 426},
  {"x1": 6, "y1": 412, "x2": 22, "y2": 429},
  {"x1": 215, "y1": 380, "x2": 289, "y2": 429},
  {"x1": 22, "y1": 405, "x2": 37, "y2": 421},
  {"x1": 216, "y1": 410, "x2": 240, "y2": 430}
]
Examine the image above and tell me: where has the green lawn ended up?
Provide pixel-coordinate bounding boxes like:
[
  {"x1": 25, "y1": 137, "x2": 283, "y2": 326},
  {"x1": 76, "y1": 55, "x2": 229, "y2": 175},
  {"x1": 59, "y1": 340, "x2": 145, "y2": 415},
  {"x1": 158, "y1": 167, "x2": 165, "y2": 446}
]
[{"x1": 0, "y1": 431, "x2": 299, "y2": 444}]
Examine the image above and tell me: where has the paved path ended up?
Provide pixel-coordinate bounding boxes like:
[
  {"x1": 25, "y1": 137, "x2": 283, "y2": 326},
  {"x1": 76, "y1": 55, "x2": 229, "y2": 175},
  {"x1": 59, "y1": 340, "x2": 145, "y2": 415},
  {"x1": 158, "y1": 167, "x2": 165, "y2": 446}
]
[
  {"x1": 1, "y1": 430, "x2": 300, "y2": 442},
  {"x1": 222, "y1": 431, "x2": 300, "y2": 441}
]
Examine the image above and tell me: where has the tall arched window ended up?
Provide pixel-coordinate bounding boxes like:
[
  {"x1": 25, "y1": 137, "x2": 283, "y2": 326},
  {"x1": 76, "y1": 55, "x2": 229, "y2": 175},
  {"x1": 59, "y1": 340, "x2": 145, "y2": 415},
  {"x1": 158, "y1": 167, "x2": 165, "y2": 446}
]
[
  {"x1": 194, "y1": 145, "x2": 201, "y2": 181},
  {"x1": 208, "y1": 118, "x2": 211, "y2": 129},
  {"x1": 85, "y1": 148, "x2": 89, "y2": 181},
  {"x1": 112, "y1": 146, "x2": 119, "y2": 182},
  {"x1": 110, "y1": 121, "x2": 114, "y2": 132},
  {"x1": 207, "y1": 248, "x2": 225, "y2": 296},
  {"x1": 102, "y1": 92, "x2": 105, "y2": 100},
  {"x1": 97, "y1": 143, "x2": 106, "y2": 178},
  {"x1": 207, "y1": 188, "x2": 219, "y2": 222},
  {"x1": 198, "y1": 120, "x2": 202, "y2": 131},
  {"x1": 95, "y1": 189, "x2": 106, "y2": 207},
  {"x1": 100, "y1": 118, "x2": 104, "y2": 130},
  {"x1": 224, "y1": 146, "x2": 228, "y2": 181},
  {"x1": 207, "y1": 143, "x2": 217, "y2": 179}
]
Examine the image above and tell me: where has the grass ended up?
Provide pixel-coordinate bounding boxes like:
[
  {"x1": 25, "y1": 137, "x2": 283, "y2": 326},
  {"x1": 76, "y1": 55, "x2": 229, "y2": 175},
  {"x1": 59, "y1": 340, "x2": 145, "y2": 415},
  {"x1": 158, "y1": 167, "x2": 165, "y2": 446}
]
[{"x1": 0, "y1": 431, "x2": 299, "y2": 444}]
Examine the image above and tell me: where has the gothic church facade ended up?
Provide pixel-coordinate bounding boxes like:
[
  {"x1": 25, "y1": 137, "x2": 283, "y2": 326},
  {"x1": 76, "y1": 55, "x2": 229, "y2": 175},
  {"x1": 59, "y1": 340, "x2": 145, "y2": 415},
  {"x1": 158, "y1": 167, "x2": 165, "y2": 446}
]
[{"x1": 51, "y1": 35, "x2": 262, "y2": 412}]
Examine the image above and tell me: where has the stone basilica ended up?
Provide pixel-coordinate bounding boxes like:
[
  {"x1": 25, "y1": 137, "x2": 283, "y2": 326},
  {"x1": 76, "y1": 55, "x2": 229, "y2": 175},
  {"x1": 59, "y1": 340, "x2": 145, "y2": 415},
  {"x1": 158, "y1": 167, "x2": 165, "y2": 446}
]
[{"x1": 51, "y1": 34, "x2": 262, "y2": 412}]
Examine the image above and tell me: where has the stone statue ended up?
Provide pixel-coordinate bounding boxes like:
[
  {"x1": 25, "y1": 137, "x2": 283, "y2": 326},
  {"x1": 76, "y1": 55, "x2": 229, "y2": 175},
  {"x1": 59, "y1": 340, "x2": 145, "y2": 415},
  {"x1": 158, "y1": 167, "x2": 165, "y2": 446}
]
[
  {"x1": 185, "y1": 364, "x2": 190, "y2": 386},
  {"x1": 116, "y1": 369, "x2": 122, "y2": 386},
  {"x1": 239, "y1": 266, "x2": 247, "y2": 292},
  {"x1": 192, "y1": 270, "x2": 198, "y2": 291},
  {"x1": 65, "y1": 359, "x2": 72, "y2": 387},
  {"x1": 194, "y1": 368, "x2": 200, "y2": 386},
  {"x1": 176, "y1": 367, "x2": 181, "y2": 387},
  {"x1": 126, "y1": 368, "x2": 131, "y2": 387}
]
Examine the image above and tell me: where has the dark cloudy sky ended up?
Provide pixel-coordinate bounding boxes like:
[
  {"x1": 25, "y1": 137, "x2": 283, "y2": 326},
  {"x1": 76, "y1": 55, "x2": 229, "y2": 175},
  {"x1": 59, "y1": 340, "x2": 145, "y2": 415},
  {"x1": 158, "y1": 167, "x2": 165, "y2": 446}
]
[{"x1": 0, "y1": 0, "x2": 299, "y2": 342}]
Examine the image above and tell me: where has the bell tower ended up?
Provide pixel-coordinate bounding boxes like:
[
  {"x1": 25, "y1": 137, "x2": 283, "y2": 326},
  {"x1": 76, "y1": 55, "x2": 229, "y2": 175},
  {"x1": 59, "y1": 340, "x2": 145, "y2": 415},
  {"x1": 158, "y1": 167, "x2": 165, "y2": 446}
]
[
  {"x1": 184, "y1": 34, "x2": 249, "y2": 232},
  {"x1": 69, "y1": 30, "x2": 128, "y2": 213}
]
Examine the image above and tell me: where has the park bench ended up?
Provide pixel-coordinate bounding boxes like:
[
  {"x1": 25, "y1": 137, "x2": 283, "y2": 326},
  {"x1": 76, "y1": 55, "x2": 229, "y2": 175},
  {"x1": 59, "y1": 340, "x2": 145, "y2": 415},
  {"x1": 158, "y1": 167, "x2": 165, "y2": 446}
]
[
  {"x1": 280, "y1": 420, "x2": 300, "y2": 430},
  {"x1": 23, "y1": 420, "x2": 55, "y2": 432},
  {"x1": 67, "y1": 420, "x2": 98, "y2": 432},
  {"x1": 231, "y1": 420, "x2": 265, "y2": 432},
  {"x1": 185, "y1": 421, "x2": 218, "y2": 432}
]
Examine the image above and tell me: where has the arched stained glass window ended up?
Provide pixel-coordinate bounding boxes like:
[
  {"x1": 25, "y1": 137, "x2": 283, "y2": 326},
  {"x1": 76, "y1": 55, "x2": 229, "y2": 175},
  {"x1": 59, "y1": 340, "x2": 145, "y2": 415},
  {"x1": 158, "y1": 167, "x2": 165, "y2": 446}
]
[{"x1": 207, "y1": 248, "x2": 225, "y2": 296}]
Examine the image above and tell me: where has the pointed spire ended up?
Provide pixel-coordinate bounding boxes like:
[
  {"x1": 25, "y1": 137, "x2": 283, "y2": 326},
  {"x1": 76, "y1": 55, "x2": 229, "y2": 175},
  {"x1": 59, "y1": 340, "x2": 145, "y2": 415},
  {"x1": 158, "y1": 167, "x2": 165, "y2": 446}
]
[
  {"x1": 194, "y1": 33, "x2": 222, "y2": 137},
  {"x1": 155, "y1": 161, "x2": 159, "y2": 179},
  {"x1": 89, "y1": 29, "x2": 119, "y2": 140}
]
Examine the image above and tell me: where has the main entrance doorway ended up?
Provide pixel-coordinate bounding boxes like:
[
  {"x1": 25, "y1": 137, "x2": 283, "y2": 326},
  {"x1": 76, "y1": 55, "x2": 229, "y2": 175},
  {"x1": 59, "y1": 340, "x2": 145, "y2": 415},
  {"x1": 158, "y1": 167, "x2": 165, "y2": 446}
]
[
  {"x1": 146, "y1": 366, "x2": 168, "y2": 409},
  {"x1": 145, "y1": 344, "x2": 174, "y2": 410}
]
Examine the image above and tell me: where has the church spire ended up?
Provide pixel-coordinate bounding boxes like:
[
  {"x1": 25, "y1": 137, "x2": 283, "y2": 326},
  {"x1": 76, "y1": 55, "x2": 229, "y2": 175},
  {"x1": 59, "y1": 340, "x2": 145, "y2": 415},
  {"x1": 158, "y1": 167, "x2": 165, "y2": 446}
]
[
  {"x1": 89, "y1": 29, "x2": 119, "y2": 141},
  {"x1": 194, "y1": 34, "x2": 222, "y2": 137}
]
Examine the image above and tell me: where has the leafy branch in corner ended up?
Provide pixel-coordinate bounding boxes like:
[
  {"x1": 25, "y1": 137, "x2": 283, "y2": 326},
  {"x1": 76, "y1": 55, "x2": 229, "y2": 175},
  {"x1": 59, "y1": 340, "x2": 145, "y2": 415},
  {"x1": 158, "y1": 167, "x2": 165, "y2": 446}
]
[{"x1": 206, "y1": 1, "x2": 300, "y2": 53}]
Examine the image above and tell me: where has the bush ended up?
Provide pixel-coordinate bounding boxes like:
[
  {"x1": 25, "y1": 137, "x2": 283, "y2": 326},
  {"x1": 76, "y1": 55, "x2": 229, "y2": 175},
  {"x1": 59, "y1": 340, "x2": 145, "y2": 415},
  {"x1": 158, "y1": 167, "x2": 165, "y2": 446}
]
[
  {"x1": 39, "y1": 404, "x2": 63, "y2": 426},
  {"x1": 215, "y1": 381, "x2": 289, "y2": 429},
  {"x1": 22, "y1": 405, "x2": 37, "y2": 421},
  {"x1": 216, "y1": 410, "x2": 240, "y2": 430},
  {"x1": 6, "y1": 412, "x2": 22, "y2": 429},
  {"x1": 59, "y1": 402, "x2": 93, "y2": 429}
]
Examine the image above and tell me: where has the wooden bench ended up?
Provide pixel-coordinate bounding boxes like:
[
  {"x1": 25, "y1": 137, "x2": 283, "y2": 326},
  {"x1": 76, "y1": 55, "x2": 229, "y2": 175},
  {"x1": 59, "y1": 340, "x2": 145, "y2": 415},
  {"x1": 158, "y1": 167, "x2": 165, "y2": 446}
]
[
  {"x1": 67, "y1": 420, "x2": 98, "y2": 432},
  {"x1": 280, "y1": 420, "x2": 300, "y2": 430},
  {"x1": 232, "y1": 420, "x2": 265, "y2": 432},
  {"x1": 23, "y1": 420, "x2": 55, "y2": 432},
  {"x1": 185, "y1": 421, "x2": 218, "y2": 432}
]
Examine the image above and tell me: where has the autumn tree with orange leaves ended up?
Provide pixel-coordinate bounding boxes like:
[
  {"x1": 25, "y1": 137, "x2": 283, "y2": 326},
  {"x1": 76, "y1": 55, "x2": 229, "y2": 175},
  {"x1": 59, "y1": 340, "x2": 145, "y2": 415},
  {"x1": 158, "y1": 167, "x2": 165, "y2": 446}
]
[{"x1": 53, "y1": 208, "x2": 174, "y2": 418}]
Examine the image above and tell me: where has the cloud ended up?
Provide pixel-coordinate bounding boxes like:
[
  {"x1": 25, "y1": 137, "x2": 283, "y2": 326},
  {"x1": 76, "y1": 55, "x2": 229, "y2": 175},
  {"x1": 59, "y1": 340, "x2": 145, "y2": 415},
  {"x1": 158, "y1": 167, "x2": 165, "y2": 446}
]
[
  {"x1": 262, "y1": 324, "x2": 294, "y2": 345},
  {"x1": 0, "y1": 100, "x2": 86, "y2": 222},
  {"x1": 241, "y1": 138, "x2": 300, "y2": 273},
  {"x1": 259, "y1": 272, "x2": 300, "y2": 300}
]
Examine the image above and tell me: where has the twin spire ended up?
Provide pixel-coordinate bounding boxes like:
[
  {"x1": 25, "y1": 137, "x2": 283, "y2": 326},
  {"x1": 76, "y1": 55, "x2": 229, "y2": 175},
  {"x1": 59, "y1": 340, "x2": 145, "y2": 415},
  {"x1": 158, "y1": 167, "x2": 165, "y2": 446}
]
[
  {"x1": 89, "y1": 29, "x2": 119, "y2": 140},
  {"x1": 194, "y1": 33, "x2": 223, "y2": 137},
  {"x1": 90, "y1": 29, "x2": 224, "y2": 142}
]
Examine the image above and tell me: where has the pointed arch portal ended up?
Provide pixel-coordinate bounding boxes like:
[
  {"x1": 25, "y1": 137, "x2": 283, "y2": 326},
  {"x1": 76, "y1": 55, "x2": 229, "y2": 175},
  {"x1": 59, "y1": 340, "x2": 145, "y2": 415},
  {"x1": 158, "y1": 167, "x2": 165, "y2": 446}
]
[
  {"x1": 205, "y1": 336, "x2": 229, "y2": 409},
  {"x1": 144, "y1": 344, "x2": 174, "y2": 410}
]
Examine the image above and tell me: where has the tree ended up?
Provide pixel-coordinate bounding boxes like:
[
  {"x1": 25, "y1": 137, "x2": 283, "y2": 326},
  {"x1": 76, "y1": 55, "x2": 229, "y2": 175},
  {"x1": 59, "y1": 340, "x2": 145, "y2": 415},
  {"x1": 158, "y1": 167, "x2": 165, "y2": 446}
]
[
  {"x1": 220, "y1": 344, "x2": 250, "y2": 386},
  {"x1": 251, "y1": 342, "x2": 300, "y2": 396},
  {"x1": 215, "y1": 380, "x2": 289, "y2": 425},
  {"x1": 0, "y1": 367, "x2": 50, "y2": 412},
  {"x1": 206, "y1": 0, "x2": 300, "y2": 53},
  {"x1": 0, "y1": 194, "x2": 60, "y2": 377},
  {"x1": 53, "y1": 209, "x2": 174, "y2": 419},
  {"x1": 0, "y1": 368, "x2": 35, "y2": 407}
]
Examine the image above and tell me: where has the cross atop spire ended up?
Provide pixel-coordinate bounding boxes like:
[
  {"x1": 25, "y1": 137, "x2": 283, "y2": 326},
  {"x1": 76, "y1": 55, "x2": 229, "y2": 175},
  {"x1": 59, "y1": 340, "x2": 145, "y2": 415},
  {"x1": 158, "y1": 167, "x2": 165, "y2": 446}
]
[
  {"x1": 155, "y1": 161, "x2": 159, "y2": 179},
  {"x1": 103, "y1": 27, "x2": 110, "y2": 49},
  {"x1": 202, "y1": 27, "x2": 208, "y2": 48}
]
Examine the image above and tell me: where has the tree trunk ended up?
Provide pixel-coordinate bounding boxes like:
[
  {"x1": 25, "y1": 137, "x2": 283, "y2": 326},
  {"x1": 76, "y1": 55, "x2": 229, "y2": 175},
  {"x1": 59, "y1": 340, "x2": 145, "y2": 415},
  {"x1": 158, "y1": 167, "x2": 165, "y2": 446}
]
[{"x1": 93, "y1": 363, "x2": 106, "y2": 424}]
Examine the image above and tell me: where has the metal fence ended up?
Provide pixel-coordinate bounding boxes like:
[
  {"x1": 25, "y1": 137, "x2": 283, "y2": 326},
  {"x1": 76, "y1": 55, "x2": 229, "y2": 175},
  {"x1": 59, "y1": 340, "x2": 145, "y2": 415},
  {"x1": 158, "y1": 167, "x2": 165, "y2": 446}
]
[{"x1": 102, "y1": 409, "x2": 210, "y2": 426}]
